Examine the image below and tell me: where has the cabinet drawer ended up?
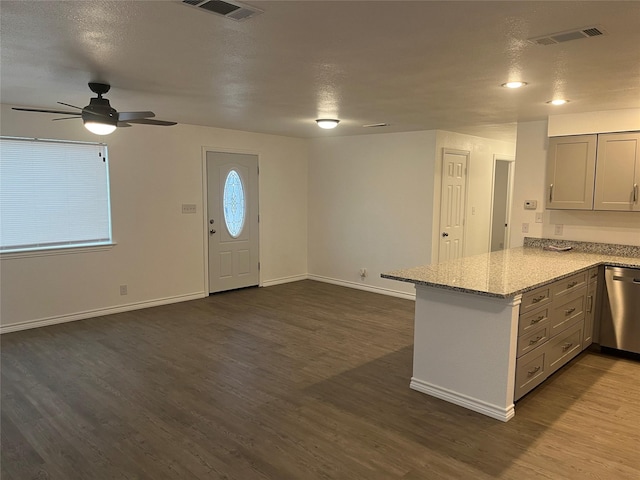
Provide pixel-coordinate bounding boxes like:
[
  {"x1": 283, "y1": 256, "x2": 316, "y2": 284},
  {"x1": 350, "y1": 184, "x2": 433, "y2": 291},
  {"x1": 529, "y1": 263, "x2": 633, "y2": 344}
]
[
  {"x1": 588, "y1": 267, "x2": 599, "y2": 284},
  {"x1": 548, "y1": 321, "x2": 583, "y2": 374},
  {"x1": 550, "y1": 286, "x2": 586, "y2": 337},
  {"x1": 518, "y1": 305, "x2": 550, "y2": 336},
  {"x1": 553, "y1": 271, "x2": 587, "y2": 298},
  {"x1": 517, "y1": 324, "x2": 550, "y2": 358},
  {"x1": 514, "y1": 344, "x2": 549, "y2": 401},
  {"x1": 521, "y1": 285, "x2": 552, "y2": 313}
]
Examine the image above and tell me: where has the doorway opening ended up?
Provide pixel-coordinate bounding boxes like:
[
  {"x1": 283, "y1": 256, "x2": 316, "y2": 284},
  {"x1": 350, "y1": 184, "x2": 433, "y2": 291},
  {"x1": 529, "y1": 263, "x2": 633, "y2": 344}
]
[{"x1": 489, "y1": 155, "x2": 515, "y2": 252}]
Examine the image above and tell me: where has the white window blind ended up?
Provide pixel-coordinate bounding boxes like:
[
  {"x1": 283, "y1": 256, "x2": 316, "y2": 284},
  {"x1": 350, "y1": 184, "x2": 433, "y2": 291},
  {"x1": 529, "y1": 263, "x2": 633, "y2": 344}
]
[{"x1": 0, "y1": 137, "x2": 112, "y2": 253}]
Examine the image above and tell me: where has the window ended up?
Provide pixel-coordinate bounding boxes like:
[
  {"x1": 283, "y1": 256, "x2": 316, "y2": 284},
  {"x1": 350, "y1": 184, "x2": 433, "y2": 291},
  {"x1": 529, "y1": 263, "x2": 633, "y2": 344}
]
[
  {"x1": 223, "y1": 169, "x2": 245, "y2": 238},
  {"x1": 0, "y1": 137, "x2": 112, "y2": 253}
]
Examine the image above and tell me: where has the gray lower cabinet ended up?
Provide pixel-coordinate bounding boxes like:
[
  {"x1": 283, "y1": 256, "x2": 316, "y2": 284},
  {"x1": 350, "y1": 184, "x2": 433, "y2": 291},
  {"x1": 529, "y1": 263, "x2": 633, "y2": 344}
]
[{"x1": 515, "y1": 271, "x2": 591, "y2": 400}]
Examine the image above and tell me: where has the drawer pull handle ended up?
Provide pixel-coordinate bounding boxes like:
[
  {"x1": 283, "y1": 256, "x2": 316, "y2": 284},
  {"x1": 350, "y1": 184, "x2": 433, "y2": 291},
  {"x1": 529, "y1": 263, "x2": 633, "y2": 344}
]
[
  {"x1": 531, "y1": 315, "x2": 545, "y2": 324},
  {"x1": 567, "y1": 281, "x2": 578, "y2": 288},
  {"x1": 562, "y1": 342, "x2": 573, "y2": 352},
  {"x1": 565, "y1": 307, "x2": 576, "y2": 316},
  {"x1": 527, "y1": 366, "x2": 541, "y2": 377},
  {"x1": 531, "y1": 295, "x2": 546, "y2": 304},
  {"x1": 587, "y1": 295, "x2": 594, "y2": 313},
  {"x1": 529, "y1": 336, "x2": 544, "y2": 345}
]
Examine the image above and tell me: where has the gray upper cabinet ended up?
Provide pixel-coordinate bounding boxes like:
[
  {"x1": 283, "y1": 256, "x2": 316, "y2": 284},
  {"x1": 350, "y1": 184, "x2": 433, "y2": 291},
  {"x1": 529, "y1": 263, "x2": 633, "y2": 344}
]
[
  {"x1": 546, "y1": 131, "x2": 640, "y2": 211},
  {"x1": 594, "y1": 132, "x2": 640, "y2": 211},
  {"x1": 546, "y1": 135, "x2": 597, "y2": 210}
]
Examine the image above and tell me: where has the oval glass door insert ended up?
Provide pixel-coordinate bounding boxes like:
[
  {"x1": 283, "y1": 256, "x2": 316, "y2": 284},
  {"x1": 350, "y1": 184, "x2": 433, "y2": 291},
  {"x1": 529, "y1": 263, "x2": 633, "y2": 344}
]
[{"x1": 223, "y1": 169, "x2": 246, "y2": 238}]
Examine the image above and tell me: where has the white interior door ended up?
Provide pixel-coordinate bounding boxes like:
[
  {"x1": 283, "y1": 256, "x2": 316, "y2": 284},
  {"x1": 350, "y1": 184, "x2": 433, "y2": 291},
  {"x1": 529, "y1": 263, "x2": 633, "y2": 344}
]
[
  {"x1": 207, "y1": 152, "x2": 259, "y2": 293},
  {"x1": 438, "y1": 149, "x2": 469, "y2": 262}
]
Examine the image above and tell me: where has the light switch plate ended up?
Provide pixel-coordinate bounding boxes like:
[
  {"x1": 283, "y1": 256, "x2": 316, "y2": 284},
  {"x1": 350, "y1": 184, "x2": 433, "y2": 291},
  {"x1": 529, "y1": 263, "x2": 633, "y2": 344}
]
[
  {"x1": 522, "y1": 223, "x2": 529, "y2": 233},
  {"x1": 535, "y1": 212, "x2": 543, "y2": 223},
  {"x1": 182, "y1": 204, "x2": 197, "y2": 214},
  {"x1": 554, "y1": 224, "x2": 564, "y2": 235},
  {"x1": 524, "y1": 200, "x2": 538, "y2": 210}
]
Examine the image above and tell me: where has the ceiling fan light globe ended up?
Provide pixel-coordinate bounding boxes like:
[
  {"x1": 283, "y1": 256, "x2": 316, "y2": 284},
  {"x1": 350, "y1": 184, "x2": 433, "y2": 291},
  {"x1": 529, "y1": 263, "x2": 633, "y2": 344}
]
[{"x1": 84, "y1": 121, "x2": 117, "y2": 135}]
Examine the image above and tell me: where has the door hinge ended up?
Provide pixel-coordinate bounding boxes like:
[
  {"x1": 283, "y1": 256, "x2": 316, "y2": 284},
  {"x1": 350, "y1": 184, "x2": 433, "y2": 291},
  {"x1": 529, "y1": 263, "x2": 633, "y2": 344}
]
[{"x1": 258, "y1": 262, "x2": 261, "y2": 271}]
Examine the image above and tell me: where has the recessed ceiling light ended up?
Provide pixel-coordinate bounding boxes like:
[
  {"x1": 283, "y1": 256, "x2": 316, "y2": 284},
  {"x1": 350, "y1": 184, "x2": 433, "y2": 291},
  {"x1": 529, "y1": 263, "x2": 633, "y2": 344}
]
[
  {"x1": 316, "y1": 119, "x2": 340, "y2": 129},
  {"x1": 501, "y1": 81, "x2": 528, "y2": 89},
  {"x1": 547, "y1": 99, "x2": 569, "y2": 105}
]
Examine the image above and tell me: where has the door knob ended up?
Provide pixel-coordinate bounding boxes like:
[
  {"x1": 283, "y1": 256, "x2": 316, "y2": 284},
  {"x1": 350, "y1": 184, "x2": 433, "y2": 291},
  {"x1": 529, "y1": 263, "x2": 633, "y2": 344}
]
[
  {"x1": 442, "y1": 232, "x2": 449, "y2": 237},
  {"x1": 210, "y1": 229, "x2": 216, "y2": 235}
]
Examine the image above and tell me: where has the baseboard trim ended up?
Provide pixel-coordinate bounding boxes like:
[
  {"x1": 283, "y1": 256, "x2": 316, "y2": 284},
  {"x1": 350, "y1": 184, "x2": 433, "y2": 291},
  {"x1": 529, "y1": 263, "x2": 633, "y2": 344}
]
[
  {"x1": 0, "y1": 292, "x2": 207, "y2": 334},
  {"x1": 410, "y1": 377, "x2": 515, "y2": 422},
  {"x1": 307, "y1": 274, "x2": 415, "y2": 301},
  {"x1": 261, "y1": 274, "x2": 309, "y2": 287}
]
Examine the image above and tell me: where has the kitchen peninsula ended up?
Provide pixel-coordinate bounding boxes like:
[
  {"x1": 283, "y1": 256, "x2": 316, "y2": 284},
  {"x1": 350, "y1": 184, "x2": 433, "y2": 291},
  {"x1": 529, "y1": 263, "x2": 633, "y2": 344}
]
[{"x1": 382, "y1": 238, "x2": 640, "y2": 421}]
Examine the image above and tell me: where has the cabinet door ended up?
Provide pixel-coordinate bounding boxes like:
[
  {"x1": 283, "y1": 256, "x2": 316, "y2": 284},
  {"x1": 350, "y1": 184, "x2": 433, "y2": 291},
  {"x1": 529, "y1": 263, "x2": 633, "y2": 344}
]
[
  {"x1": 546, "y1": 135, "x2": 597, "y2": 210},
  {"x1": 594, "y1": 132, "x2": 640, "y2": 211}
]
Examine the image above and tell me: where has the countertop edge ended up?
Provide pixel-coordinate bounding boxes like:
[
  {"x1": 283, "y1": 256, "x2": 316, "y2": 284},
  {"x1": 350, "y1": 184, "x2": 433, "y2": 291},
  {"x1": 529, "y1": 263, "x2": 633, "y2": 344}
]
[{"x1": 382, "y1": 257, "x2": 640, "y2": 299}]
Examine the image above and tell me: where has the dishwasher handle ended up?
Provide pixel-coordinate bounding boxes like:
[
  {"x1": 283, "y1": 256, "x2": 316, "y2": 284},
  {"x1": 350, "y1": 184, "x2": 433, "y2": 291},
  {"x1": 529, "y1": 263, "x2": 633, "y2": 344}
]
[{"x1": 612, "y1": 275, "x2": 640, "y2": 284}]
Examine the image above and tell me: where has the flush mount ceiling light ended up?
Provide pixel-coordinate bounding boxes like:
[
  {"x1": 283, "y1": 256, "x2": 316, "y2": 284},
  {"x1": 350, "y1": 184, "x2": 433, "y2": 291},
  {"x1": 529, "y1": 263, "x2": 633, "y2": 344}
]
[
  {"x1": 501, "y1": 81, "x2": 528, "y2": 89},
  {"x1": 316, "y1": 119, "x2": 340, "y2": 129},
  {"x1": 547, "y1": 99, "x2": 569, "y2": 105}
]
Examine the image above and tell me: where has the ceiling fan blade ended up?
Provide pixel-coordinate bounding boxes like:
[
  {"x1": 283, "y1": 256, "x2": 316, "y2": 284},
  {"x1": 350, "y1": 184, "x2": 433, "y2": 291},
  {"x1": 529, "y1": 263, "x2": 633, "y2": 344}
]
[
  {"x1": 126, "y1": 118, "x2": 177, "y2": 126},
  {"x1": 57, "y1": 102, "x2": 83, "y2": 110},
  {"x1": 118, "y1": 111, "x2": 155, "y2": 121},
  {"x1": 52, "y1": 117, "x2": 82, "y2": 121},
  {"x1": 117, "y1": 122, "x2": 132, "y2": 127},
  {"x1": 12, "y1": 107, "x2": 81, "y2": 116}
]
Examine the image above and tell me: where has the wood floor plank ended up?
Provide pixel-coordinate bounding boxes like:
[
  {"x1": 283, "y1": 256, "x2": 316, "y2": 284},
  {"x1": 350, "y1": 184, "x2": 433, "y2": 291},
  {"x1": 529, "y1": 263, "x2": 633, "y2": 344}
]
[{"x1": 2, "y1": 280, "x2": 639, "y2": 479}]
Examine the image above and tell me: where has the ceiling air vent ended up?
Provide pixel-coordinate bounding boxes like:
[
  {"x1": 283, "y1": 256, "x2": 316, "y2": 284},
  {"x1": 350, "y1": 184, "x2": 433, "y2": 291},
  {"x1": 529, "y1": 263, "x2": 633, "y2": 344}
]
[
  {"x1": 180, "y1": 0, "x2": 263, "y2": 21},
  {"x1": 528, "y1": 25, "x2": 606, "y2": 46}
]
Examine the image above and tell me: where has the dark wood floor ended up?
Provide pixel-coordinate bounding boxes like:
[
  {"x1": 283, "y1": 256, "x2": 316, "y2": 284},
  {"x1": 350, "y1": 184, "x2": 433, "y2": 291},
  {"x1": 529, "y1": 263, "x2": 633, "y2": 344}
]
[{"x1": 2, "y1": 280, "x2": 639, "y2": 480}]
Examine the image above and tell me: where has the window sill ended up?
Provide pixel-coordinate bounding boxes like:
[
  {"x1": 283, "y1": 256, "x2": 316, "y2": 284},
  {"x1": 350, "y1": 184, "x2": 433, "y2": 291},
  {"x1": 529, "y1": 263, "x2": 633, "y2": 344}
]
[{"x1": 1, "y1": 243, "x2": 117, "y2": 260}]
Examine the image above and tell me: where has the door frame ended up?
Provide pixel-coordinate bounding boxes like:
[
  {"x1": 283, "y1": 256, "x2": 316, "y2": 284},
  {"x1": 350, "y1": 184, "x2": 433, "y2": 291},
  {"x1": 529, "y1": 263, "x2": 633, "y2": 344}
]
[
  {"x1": 488, "y1": 154, "x2": 515, "y2": 252},
  {"x1": 436, "y1": 148, "x2": 471, "y2": 262},
  {"x1": 201, "y1": 146, "x2": 261, "y2": 294}
]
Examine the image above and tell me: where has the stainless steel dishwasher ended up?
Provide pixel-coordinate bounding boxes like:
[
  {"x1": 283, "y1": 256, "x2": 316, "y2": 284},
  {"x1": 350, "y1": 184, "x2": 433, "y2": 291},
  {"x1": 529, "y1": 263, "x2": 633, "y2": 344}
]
[{"x1": 600, "y1": 266, "x2": 640, "y2": 355}]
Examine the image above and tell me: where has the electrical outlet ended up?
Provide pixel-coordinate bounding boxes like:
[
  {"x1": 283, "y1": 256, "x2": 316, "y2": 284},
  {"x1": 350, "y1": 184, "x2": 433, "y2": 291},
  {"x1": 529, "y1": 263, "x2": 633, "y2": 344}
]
[
  {"x1": 120, "y1": 284, "x2": 128, "y2": 296},
  {"x1": 182, "y1": 204, "x2": 197, "y2": 214},
  {"x1": 554, "y1": 224, "x2": 564, "y2": 235},
  {"x1": 535, "y1": 212, "x2": 543, "y2": 223},
  {"x1": 522, "y1": 223, "x2": 529, "y2": 233}
]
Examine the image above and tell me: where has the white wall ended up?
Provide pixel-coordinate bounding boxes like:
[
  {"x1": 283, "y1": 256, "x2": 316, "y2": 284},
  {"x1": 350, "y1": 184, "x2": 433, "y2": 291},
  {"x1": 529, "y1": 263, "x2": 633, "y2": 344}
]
[
  {"x1": 432, "y1": 131, "x2": 516, "y2": 260},
  {"x1": 0, "y1": 104, "x2": 308, "y2": 331},
  {"x1": 548, "y1": 108, "x2": 640, "y2": 136},
  {"x1": 511, "y1": 119, "x2": 640, "y2": 247},
  {"x1": 308, "y1": 131, "x2": 437, "y2": 297},
  {"x1": 307, "y1": 129, "x2": 516, "y2": 298}
]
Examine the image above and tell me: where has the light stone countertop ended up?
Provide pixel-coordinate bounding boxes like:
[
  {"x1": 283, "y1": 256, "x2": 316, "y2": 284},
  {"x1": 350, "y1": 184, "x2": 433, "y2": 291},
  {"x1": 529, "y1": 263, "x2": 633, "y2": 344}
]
[{"x1": 381, "y1": 247, "x2": 640, "y2": 299}]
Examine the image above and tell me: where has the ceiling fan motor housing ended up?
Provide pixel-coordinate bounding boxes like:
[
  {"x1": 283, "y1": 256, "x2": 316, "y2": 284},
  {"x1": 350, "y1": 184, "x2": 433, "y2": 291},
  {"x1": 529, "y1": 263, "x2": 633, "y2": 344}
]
[{"x1": 82, "y1": 97, "x2": 117, "y2": 125}]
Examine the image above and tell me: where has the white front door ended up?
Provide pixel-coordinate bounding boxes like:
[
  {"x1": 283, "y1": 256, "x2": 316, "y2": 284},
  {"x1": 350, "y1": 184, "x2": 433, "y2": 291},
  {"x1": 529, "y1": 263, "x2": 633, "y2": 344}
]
[
  {"x1": 207, "y1": 151, "x2": 259, "y2": 293},
  {"x1": 438, "y1": 149, "x2": 469, "y2": 262}
]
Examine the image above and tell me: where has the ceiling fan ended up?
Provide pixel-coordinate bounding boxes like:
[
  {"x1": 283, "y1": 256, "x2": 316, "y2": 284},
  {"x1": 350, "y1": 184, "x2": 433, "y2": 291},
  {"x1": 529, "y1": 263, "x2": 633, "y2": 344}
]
[{"x1": 12, "y1": 82, "x2": 177, "y2": 135}]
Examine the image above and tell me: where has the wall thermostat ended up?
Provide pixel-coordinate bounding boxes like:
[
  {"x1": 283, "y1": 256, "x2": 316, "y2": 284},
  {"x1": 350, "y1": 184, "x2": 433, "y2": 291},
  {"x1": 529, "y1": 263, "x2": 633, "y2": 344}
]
[{"x1": 524, "y1": 200, "x2": 538, "y2": 210}]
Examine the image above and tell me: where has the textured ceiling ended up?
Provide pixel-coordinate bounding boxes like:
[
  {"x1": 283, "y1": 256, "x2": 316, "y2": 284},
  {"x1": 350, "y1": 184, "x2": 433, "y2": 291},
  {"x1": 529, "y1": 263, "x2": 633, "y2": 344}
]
[{"x1": 1, "y1": 1, "x2": 639, "y2": 141}]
